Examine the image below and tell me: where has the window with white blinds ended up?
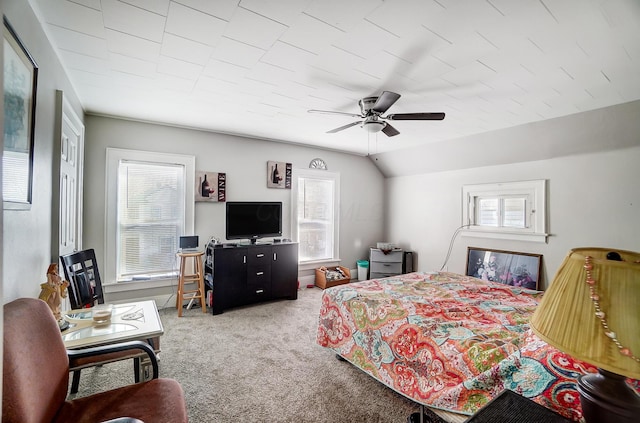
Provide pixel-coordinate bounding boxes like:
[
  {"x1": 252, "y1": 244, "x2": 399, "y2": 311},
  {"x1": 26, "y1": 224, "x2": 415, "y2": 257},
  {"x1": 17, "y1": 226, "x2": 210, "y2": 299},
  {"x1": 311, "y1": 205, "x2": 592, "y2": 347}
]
[
  {"x1": 292, "y1": 169, "x2": 340, "y2": 264},
  {"x1": 476, "y1": 196, "x2": 526, "y2": 228},
  {"x1": 462, "y1": 180, "x2": 547, "y2": 243},
  {"x1": 117, "y1": 160, "x2": 185, "y2": 280},
  {"x1": 106, "y1": 148, "x2": 195, "y2": 285}
]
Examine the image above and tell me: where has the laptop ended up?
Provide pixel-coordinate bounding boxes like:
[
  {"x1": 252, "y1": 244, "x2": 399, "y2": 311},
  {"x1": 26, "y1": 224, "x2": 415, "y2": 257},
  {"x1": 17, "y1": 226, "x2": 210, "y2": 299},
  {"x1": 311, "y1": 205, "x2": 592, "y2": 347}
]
[{"x1": 179, "y1": 235, "x2": 199, "y2": 252}]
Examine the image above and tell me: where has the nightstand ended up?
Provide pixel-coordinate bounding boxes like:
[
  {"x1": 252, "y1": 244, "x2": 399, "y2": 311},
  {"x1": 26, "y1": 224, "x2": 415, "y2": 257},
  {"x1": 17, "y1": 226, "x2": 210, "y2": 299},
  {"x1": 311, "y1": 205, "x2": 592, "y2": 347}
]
[
  {"x1": 464, "y1": 389, "x2": 572, "y2": 422},
  {"x1": 369, "y1": 248, "x2": 404, "y2": 279}
]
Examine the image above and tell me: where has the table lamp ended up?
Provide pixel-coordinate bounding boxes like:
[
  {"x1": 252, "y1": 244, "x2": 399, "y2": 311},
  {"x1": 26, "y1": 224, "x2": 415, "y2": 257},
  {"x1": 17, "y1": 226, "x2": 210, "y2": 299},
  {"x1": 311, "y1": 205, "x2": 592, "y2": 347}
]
[{"x1": 530, "y1": 248, "x2": 640, "y2": 423}]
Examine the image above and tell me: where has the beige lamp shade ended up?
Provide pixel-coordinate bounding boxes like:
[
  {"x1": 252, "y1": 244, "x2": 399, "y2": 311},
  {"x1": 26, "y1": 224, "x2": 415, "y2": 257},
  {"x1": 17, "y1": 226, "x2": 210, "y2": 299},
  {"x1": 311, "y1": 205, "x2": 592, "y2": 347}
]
[{"x1": 530, "y1": 247, "x2": 640, "y2": 379}]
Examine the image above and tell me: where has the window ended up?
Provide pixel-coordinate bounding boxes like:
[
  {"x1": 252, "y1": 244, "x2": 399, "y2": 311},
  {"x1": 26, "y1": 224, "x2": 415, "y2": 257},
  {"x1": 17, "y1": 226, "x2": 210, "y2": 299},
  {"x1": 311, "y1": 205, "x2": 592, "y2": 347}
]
[
  {"x1": 106, "y1": 148, "x2": 195, "y2": 286},
  {"x1": 462, "y1": 180, "x2": 547, "y2": 242},
  {"x1": 292, "y1": 169, "x2": 340, "y2": 265}
]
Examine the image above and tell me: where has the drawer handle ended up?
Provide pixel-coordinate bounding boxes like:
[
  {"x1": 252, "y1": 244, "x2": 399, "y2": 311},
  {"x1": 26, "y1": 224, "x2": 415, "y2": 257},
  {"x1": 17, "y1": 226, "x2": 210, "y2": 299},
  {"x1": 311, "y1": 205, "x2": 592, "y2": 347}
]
[
  {"x1": 256, "y1": 289, "x2": 264, "y2": 294},
  {"x1": 256, "y1": 271, "x2": 264, "y2": 276},
  {"x1": 256, "y1": 254, "x2": 265, "y2": 258},
  {"x1": 383, "y1": 263, "x2": 391, "y2": 267}
]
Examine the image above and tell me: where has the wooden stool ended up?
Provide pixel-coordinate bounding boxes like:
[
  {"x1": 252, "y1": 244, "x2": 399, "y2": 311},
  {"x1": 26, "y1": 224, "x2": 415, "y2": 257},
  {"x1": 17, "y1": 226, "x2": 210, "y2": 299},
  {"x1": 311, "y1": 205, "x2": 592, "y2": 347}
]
[{"x1": 176, "y1": 251, "x2": 206, "y2": 317}]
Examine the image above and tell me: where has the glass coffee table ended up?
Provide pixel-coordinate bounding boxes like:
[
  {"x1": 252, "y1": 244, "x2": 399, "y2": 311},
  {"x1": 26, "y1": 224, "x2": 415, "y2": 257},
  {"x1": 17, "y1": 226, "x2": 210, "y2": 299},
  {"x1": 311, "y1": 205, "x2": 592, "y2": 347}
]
[{"x1": 62, "y1": 300, "x2": 164, "y2": 384}]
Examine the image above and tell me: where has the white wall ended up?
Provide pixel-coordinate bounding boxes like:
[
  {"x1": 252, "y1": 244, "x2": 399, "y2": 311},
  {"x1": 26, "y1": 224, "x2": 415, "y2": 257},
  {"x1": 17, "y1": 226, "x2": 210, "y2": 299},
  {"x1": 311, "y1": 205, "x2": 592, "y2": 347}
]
[
  {"x1": 83, "y1": 116, "x2": 385, "y2": 301},
  {"x1": 2, "y1": 0, "x2": 84, "y2": 303},
  {"x1": 372, "y1": 100, "x2": 640, "y2": 178},
  {"x1": 385, "y1": 146, "x2": 640, "y2": 289}
]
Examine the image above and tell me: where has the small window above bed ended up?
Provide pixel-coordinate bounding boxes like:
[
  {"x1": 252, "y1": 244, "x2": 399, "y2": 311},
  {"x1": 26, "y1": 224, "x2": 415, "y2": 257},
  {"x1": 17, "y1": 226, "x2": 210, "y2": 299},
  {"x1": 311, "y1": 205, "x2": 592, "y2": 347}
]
[{"x1": 462, "y1": 179, "x2": 548, "y2": 243}]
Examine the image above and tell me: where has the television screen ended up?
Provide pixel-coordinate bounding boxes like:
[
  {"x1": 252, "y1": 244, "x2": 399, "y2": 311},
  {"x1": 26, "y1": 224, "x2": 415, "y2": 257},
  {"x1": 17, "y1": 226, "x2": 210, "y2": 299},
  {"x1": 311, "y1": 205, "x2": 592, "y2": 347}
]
[{"x1": 226, "y1": 202, "x2": 282, "y2": 243}]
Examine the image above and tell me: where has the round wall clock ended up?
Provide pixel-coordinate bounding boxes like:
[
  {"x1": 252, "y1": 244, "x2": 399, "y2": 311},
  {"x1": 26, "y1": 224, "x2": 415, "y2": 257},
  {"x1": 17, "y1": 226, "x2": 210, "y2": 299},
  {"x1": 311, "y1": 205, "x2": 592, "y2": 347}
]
[{"x1": 309, "y1": 158, "x2": 327, "y2": 170}]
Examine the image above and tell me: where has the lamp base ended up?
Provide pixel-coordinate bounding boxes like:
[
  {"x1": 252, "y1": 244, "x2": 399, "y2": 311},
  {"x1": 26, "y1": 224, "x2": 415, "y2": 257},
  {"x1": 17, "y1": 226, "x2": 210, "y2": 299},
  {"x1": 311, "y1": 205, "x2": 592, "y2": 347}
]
[{"x1": 577, "y1": 368, "x2": 640, "y2": 423}]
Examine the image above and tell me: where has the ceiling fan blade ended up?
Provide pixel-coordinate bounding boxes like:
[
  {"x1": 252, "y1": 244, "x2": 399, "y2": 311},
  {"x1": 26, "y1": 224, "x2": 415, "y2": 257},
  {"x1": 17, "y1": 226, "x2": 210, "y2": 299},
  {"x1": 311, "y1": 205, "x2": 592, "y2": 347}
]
[
  {"x1": 372, "y1": 91, "x2": 401, "y2": 114},
  {"x1": 308, "y1": 109, "x2": 362, "y2": 118},
  {"x1": 386, "y1": 112, "x2": 445, "y2": 121},
  {"x1": 327, "y1": 121, "x2": 361, "y2": 133},
  {"x1": 382, "y1": 123, "x2": 400, "y2": 137}
]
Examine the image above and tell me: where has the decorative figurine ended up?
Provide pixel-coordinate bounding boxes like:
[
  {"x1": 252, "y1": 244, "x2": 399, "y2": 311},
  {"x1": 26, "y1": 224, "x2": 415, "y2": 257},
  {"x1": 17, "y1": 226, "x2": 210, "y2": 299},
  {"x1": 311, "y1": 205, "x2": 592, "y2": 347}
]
[{"x1": 38, "y1": 263, "x2": 70, "y2": 329}]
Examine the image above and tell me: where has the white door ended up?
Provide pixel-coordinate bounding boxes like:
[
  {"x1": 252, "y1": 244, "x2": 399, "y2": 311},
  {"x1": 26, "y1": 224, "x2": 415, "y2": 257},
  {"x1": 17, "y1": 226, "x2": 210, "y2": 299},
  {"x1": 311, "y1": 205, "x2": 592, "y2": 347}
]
[{"x1": 58, "y1": 91, "x2": 84, "y2": 258}]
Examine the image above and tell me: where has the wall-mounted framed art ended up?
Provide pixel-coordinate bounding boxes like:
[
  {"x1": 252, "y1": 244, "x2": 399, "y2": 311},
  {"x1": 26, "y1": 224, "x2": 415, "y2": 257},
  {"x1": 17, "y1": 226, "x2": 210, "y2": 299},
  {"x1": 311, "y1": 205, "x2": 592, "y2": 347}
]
[
  {"x1": 267, "y1": 160, "x2": 291, "y2": 189},
  {"x1": 466, "y1": 247, "x2": 542, "y2": 290},
  {"x1": 3, "y1": 16, "x2": 38, "y2": 210},
  {"x1": 195, "y1": 171, "x2": 226, "y2": 202}
]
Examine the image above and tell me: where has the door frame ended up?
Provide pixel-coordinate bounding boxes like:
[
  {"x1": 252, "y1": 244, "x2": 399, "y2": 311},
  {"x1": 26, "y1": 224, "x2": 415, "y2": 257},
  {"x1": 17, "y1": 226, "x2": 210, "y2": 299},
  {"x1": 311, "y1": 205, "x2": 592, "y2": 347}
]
[{"x1": 52, "y1": 90, "x2": 84, "y2": 261}]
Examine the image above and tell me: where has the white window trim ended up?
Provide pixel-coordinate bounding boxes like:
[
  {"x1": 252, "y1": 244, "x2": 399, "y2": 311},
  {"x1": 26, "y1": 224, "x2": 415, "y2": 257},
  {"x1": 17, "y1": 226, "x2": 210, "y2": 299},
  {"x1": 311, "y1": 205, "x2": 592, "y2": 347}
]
[
  {"x1": 104, "y1": 148, "x2": 195, "y2": 290},
  {"x1": 291, "y1": 168, "x2": 341, "y2": 266},
  {"x1": 461, "y1": 179, "x2": 548, "y2": 243}
]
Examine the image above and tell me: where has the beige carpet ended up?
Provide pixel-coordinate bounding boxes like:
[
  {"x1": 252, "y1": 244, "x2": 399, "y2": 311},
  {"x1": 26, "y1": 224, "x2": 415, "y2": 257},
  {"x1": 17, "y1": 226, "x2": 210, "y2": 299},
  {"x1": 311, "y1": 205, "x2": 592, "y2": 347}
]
[{"x1": 69, "y1": 286, "x2": 464, "y2": 422}]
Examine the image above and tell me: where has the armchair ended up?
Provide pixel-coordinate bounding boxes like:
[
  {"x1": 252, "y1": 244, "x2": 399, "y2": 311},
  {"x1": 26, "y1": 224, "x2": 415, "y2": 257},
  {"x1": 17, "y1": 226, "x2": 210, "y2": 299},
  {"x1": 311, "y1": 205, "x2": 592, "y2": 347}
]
[{"x1": 2, "y1": 298, "x2": 188, "y2": 423}]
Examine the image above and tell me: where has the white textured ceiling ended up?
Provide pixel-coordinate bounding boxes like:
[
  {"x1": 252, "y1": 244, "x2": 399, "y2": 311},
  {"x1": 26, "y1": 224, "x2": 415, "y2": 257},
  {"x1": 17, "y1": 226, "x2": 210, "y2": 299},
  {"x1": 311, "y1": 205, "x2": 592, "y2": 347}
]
[{"x1": 29, "y1": 0, "x2": 640, "y2": 155}]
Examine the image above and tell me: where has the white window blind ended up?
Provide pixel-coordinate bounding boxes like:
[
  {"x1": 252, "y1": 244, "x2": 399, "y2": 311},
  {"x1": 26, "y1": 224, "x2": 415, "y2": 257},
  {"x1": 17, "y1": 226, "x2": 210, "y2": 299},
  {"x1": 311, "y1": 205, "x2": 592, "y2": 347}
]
[
  {"x1": 476, "y1": 196, "x2": 526, "y2": 228},
  {"x1": 462, "y1": 180, "x2": 547, "y2": 243},
  {"x1": 292, "y1": 169, "x2": 340, "y2": 264},
  {"x1": 297, "y1": 177, "x2": 334, "y2": 261},
  {"x1": 117, "y1": 160, "x2": 185, "y2": 280}
]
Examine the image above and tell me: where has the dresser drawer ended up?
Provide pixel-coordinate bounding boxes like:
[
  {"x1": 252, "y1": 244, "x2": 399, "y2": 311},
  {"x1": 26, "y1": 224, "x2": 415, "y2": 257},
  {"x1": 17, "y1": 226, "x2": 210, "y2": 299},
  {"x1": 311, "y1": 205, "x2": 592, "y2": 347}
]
[
  {"x1": 247, "y1": 266, "x2": 271, "y2": 285},
  {"x1": 370, "y1": 261, "x2": 403, "y2": 274},
  {"x1": 370, "y1": 249, "x2": 403, "y2": 263},
  {"x1": 246, "y1": 247, "x2": 271, "y2": 266}
]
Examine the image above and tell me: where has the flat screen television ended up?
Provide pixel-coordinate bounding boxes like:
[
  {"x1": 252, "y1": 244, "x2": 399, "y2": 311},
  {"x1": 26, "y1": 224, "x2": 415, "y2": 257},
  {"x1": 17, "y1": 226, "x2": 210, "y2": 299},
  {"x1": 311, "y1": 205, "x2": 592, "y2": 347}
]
[{"x1": 226, "y1": 201, "x2": 282, "y2": 244}]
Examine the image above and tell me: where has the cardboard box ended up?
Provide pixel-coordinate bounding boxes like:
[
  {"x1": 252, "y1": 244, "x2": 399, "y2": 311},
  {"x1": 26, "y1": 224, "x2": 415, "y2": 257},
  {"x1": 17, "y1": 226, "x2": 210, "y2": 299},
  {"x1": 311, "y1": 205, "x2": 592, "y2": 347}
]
[{"x1": 315, "y1": 266, "x2": 351, "y2": 289}]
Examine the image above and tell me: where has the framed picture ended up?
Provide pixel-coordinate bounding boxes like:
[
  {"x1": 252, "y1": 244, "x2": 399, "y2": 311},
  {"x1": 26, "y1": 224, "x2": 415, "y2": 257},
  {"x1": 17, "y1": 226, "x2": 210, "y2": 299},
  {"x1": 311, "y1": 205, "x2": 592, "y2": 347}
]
[
  {"x1": 195, "y1": 171, "x2": 226, "y2": 202},
  {"x1": 466, "y1": 247, "x2": 542, "y2": 290},
  {"x1": 267, "y1": 160, "x2": 291, "y2": 189},
  {"x1": 3, "y1": 16, "x2": 38, "y2": 210}
]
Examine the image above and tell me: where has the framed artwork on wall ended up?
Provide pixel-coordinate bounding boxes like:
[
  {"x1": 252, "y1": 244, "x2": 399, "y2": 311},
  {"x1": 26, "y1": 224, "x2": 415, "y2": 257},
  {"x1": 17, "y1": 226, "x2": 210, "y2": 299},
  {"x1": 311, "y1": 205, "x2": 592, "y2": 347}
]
[
  {"x1": 195, "y1": 171, "x2": 226, "y2": 202},
  {"x1": 267, "y1": 160, "x2": 291, "y2": 189},
  {"x1": 466, "y1": 247, "x2": 542, "y2": 290},
  {"x1": 3, "y1": 16, "x2": 38, "y2": 210}
]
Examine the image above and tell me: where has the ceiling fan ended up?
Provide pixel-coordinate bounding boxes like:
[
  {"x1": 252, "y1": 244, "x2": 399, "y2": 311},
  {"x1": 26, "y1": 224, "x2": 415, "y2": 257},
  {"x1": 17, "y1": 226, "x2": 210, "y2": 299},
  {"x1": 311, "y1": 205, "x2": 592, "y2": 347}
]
[{"x1": 308, "y1": 91, "x2": 445, "y2": 137}]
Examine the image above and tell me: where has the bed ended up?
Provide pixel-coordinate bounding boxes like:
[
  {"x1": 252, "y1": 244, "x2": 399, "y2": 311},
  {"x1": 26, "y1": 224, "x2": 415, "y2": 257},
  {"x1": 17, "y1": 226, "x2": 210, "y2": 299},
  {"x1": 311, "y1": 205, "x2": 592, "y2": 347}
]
[{"x1": 317, "y1": 271, "x2": 605, "y2": 421}]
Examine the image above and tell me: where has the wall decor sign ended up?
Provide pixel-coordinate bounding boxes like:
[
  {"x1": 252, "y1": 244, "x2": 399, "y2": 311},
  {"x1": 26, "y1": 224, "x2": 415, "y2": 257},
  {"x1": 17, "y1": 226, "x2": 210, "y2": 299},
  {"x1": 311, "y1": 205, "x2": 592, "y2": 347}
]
[
  {"x1": 466, "y1": 247, "x2": 542, "y2": 290},
  {"x1": 196, "y1": 171, "x2": 226, "y2": 202},
  {"x1": 3, "y1": 16, "x2": 38, "y2": 210},
  {"x1": 267, "y1": 160, "x2": 291, "y2": 189}
]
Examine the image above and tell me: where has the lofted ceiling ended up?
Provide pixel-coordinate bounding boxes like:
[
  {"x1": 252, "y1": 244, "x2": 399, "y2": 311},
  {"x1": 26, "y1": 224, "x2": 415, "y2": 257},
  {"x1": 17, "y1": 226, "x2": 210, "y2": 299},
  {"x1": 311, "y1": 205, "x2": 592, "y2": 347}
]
[{"x1": 29, "y1": 0, "x2": 640, "y2": 155}]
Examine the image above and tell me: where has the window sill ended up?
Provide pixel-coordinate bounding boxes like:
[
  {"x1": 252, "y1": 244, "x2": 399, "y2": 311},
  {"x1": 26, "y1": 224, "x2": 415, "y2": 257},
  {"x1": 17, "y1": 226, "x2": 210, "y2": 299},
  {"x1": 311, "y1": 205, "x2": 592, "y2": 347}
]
[
  {"x1": 103, "y1": 276, "x2": 177, "y2": 293},
  {"x1": 462, "y1": 228, "x2": 548, "y2": 243},
  {"x1": 298, "y1": 259, "x2": 341, "y2": 271}
]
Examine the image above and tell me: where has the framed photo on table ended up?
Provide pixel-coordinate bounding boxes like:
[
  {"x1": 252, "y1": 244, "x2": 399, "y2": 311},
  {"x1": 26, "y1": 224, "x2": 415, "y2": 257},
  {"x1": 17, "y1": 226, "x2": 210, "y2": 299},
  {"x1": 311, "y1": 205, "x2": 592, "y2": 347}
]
[
  {"x1": 466, "y1": 247, "x2": 542, "y2": 290},
  {"x1": 3, "y1": 16, "x2": 38, "y2": 210}
]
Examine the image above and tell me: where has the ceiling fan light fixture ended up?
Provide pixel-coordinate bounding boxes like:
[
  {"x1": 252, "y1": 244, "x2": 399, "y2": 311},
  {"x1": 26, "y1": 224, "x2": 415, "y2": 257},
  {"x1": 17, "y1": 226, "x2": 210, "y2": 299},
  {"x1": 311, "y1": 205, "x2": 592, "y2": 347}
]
[
  {"x1": 311, "y1": 91, "x2": 445, "y2": 137},
  {"x1": 363, "y1": 120, "x2": 386, "y2": 133}
]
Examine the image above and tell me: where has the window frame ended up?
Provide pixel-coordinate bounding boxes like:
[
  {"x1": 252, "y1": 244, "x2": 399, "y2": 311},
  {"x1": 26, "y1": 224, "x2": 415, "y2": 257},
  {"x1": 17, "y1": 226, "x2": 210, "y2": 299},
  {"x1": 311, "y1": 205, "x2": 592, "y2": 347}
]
[
  {"x1": 462, "y1": 179, "x2": 547, "y2": 243},
  {"x1": 105, "y1": 148, "x2": 195, "y2": 290},
  {"x1": 291, "y1": 168, "x2": 341, "y2": 270}
]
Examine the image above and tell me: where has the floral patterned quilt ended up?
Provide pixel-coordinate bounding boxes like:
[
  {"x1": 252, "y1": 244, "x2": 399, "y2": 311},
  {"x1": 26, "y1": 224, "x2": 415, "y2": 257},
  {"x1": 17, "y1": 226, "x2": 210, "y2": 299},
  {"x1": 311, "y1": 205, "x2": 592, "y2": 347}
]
[{"x1": 317, "y1": 272, "x2": 601, "y2": 421}]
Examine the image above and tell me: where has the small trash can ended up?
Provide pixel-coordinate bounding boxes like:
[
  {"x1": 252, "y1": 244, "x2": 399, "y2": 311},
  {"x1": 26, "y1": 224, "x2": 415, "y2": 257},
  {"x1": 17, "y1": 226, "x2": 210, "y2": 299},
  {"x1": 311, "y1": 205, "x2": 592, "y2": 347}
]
[{"x1": 357, "y1": 260, "x2": 369, "y2": 281}]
